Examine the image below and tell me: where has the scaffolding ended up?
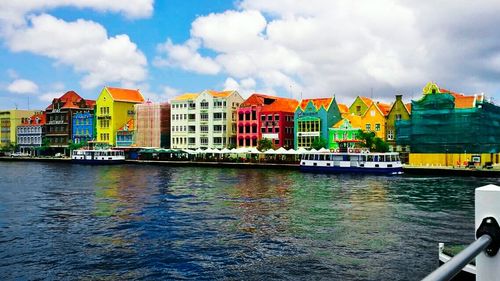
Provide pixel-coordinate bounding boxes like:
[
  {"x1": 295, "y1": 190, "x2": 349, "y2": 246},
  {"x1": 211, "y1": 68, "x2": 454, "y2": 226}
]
[
  {"x1": 135, "y1": 102, "x2": 164, "y2": 148},
  {"x1": 396, "y1": 93, "x2": 500, "y2": 153}
]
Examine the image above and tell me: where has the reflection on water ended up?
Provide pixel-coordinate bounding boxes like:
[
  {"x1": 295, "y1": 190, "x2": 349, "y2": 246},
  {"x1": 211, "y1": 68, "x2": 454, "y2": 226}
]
[{"x1": 0, "y1": 162, "x2": 499, "y2": 280}]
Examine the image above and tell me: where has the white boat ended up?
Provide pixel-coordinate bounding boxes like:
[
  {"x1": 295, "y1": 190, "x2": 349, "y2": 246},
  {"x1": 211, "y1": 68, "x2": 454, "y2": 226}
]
[
  {"x1": 300, "y1": 149, "x2": 403, "y2": 175},
  {"x1": 71, "y1": 149, "x2": 125, "y2": 164}
]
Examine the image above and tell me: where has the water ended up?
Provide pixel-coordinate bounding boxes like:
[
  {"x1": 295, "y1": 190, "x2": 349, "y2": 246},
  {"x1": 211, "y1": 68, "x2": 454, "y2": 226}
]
[{"x1": 0, "y1": 162, "x2": 498, "y2": 280}]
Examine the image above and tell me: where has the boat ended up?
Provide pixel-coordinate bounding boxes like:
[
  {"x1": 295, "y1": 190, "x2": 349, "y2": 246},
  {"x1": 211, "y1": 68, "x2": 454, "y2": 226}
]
[
  {"x1": 299, "y1": 149, "x2": 403, "y2": 175},
  {"x1": 438, "y1": 243, "x2": 475, "y2": 281},
  {"x1": 71, "y1": 141, "x2": 125, "y2": 164},
  {"x1": 71, "y1": 149, "x2": 125, "y2": 164}
]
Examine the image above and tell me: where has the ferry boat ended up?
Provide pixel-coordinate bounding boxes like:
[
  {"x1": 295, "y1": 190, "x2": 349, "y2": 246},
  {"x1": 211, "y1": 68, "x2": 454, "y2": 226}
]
[
  {"x1": 71, "y1": 149, "x2": 125, "y2": 164},
  {"x1": 300, "y1": 149, "x2": 403, "y2": 175}
]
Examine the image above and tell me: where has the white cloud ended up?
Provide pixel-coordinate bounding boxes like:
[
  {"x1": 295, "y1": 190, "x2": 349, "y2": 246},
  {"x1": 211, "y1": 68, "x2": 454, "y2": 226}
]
[
  {"x1": 39, "y1": 92, "x2": 59, "y2": 102},
  {"x1": 6, "y1": 14, "x2": 147, "y2": 89},
  {"x1": 154, "y1": 38, "x2": 221, "y2": 75},
  {"x1": 7, "y1": 79, "x2": 39, "y2": 94},
  {"x1": 158, "y1": 0, "x2": 500, "y2": 101}
]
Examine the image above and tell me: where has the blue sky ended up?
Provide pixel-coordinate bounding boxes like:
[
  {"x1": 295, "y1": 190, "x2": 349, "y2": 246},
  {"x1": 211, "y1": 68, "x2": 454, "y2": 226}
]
[{"x1": 1, "y1": 0, "x2": 500, "y2": 110}]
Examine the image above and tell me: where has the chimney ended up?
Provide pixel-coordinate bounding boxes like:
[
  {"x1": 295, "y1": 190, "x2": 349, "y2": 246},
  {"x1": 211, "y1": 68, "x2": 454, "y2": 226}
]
[{"x1": 395, "y1": 95, "x2": 403, "y2": 101}]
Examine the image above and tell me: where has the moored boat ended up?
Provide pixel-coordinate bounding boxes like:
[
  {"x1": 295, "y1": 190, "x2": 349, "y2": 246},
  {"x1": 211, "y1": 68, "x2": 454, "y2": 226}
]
[
  {"x1": 71, "y1": 149, "x2": 125, "y2": 164},
  {"x1": 300, "y1": 149, "x2": 403, "y2": 175}
]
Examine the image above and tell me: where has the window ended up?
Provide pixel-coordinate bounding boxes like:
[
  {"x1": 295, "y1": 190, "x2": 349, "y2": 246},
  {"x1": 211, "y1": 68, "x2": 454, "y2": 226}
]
[
  {"x1": 366, "y1": 124, "x2": 371, "y2": 131},
  {"x1": 239, "y1": 126, "x2": 244, "y2": 134},
  {"x1": 252, "y1": 110, "x2": 256, "y2": 120},
  {"x1": 396, "y1": 114, "x2": 402, "y2": 121},
  {"x1": 275, "y1": 127, "x2": 279, "y2": 133},
  {"x1": 261, "y1": 127, "x2": 265, "y2": 133},
  {"x1": 356, "y1": 105, "x2": 361, "y2": 112},
  {"x1": 267, "y1": 114, "x2": 272, "y2": 121},
  {"x1": 370, "y1": 110, "x2": 375, "y2": 117},
  {"x1": 239, "y1": 138, "x2": 244, "y2": 146},
  {"x1": 200, "y1": 113, "x2": 209, "y2": 121},
  {"x1": 375, "y1": 123, "x2": 380, "y2": 131},
  {"x1": 245, "y1": 112, "x2": 250, "y2": 121},
  {"x1": 387, "y1": 130, "x2": 394, "y2": 140},
  {"x1": 201, "y1": 100, "x2": 209, "y2": 109},
  {"x1": 200, "y1": 137, "x2": 208, "y2": 145},
  {"x1": 214, "y1": 137, "x2": 222, "y2": 144},
  {"x1": 239, "y1": 113, "x2": 244, "y2": 121},
  {"x1": 213, "y1": 113, "x2": 222, "y2": 120},
  {"x1": 261, "y1": 115, "x2": 266, "y2": 121},
  {"x1": 214, "y1": 125, "x2": 222, "y2": 132},
  {"x1": 201, "y1": 125, "x2": 208, "y2": 133},
  {"x1": 274, "y1": 114, "x2": 279, "y2": 121}
]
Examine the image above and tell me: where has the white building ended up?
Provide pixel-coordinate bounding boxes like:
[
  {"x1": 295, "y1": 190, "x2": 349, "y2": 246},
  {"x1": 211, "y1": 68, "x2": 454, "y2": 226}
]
[
  {"x1": 170, "y1": 90, "x2": 243, "y2": 149},
  {"x1": 17, "y1": 112, "x2": 45, "y2": 155}
]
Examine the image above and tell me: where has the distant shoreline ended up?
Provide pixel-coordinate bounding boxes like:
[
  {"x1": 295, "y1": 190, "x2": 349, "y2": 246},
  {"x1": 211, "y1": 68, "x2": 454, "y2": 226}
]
[{"x1": 1, "y1": 157, "x2": 499, "y2": 177}]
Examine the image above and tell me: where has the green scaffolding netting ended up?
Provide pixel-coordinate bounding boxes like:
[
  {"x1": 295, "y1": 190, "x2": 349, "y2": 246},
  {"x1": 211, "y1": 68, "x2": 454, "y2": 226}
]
[{"x1": 396, "y1": 94, "x2": 500, "y2": 153}]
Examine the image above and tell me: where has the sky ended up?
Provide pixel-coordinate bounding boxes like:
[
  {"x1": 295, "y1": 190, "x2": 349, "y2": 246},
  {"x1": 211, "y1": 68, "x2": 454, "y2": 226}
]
[{"x1": 1, "y1": 0, "x2": 500, "y2": 110}]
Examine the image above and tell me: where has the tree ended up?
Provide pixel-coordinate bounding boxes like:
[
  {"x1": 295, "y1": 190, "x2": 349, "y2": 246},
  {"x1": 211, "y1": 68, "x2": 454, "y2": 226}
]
[
  {"x1": 68, "y1": 140, "x2": 86, "y2": 151},
  {"x1": 311, "y1": 137, "x2": 328, "y2": 150},
  {"x1": 257, "y1": 139, "x2": 274, "y2": 152},
  {"x1": 357, "y1": 129, "x2": 389, "y2": 152}
]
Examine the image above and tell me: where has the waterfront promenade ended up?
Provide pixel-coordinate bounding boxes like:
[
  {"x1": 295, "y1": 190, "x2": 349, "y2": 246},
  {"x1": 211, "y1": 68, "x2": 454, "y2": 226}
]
[{"x1": 1, "y1": 156, "x2": 499, "y2": 176}]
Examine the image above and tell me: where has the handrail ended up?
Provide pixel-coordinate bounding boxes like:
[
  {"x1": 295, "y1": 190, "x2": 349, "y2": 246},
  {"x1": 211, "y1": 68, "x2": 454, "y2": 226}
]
[{"x1": 422, "y1": 234, "x2": 492, "y2": 281}]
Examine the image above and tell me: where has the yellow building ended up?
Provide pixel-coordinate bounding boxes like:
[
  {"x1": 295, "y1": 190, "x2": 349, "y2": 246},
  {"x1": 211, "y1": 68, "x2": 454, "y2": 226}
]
[
  {"x1": 360, "y1": 102, "x2": 391, "y2": 140},
  {"x1": 95, "y1": 87, "x2": 144, "y2": 146},
  {"x1": 0, "y1": 109, "x2": 36, "y2": 148}
]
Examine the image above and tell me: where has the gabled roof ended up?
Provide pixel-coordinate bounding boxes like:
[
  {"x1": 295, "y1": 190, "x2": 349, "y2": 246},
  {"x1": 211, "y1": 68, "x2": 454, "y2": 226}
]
[
  {"x1": 360, "y1": 97, "x2": 374, "y2": 107},
  {"x1": 106, "y1": 87, "x2": 145, "y2": 103},
  {"x1": 46, "y1": 91, "x2": 94, "y2": 110},
  {"x1": 261, "y1": 97, "x2": 299, "y2": 113},
  {"x1": 337, "y1": 103, "x2": 349, "y2": 114},
  {"x1": 299, "y1": 98, "x2": 333, "y2": 111},
  {"x1": 19, "y1": 112, "x2": 46, "y2": 126},
  {"x1": 333, "y1": 114, "x2": 363, "y2": 129},
  {"x1": 405, "y1": 103, "x2": 412, "y2": 113},
  {"x1": 376, "y1": 102, "x2": 391, "y2": 116},
  {"x1": 173, "y1": 93, "x2": 199, "y2": 101},
  {"x1": 240, "y1": 93, "x2": 276, "y2": 107},
  {"x1": 118, "y1": 119, "x2": 134, "y2": 131}
]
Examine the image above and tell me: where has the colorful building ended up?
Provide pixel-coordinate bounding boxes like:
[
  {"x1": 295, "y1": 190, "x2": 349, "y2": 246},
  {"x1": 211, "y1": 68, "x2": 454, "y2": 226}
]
[
  {"x1": 116, "y1": 119, "x2": 134, "y2": 147},
  {"x1": 360, "y1": 101, "x2": 391, "y2": 140},
  {"x1": 170, "y1": 90, "x2": 244, "y2": 149},
  {"x1": 0, "y1": 109, "x2": 36, "y2": 148},
  {"x1": 328, "y1": 114, "x2": 363, "y2": 150},
  {"x1": 294, "y1": 97, "x2": 342, "y2": 149},
  {"x1": 95, "y1": 87, "x2": 145, "y2": 146},
  {"x1": 349, "y1": 96, "x2": 373, "y2": 116},
  {"x1": 134, "y1": 101, "x2": 171, "y2": 148},
  {"x1": 385, "y1": 95, "x2": 411, "y2": 154},
  {"x1": 396, "y1": 82, "x2": 500, "y2": 166},
  {"x1": 45, "y1": 91, "x2": 95, "y2": 152},
  {"x1": 237, "y1": 94, "x2": 298, "y2": 148},
  {"x1": 72, "y1": 110, "x2": 95, "y2": 144},
  {"x1": 16, "y1": 112, "x2": 46, "y2": 155}
]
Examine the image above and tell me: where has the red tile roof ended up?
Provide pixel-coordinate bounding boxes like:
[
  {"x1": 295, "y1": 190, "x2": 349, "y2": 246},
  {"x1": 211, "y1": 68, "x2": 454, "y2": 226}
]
[
  {"x1": 261, "y1": 97, "x2": 299, "y2": 113},
  {"x1": 240, "y1": 93, "x2": 274, "y2": 107},
  {"x1": 440, "y1": 88, "x2": 476, "y2": 108},
  {"x1": 299, "y1": 98, "x2": 333, "y2": 111},
  {"x1": 405, "y1": 103, "x2": 412, "y2": 113},
  {"x1": 337, "y1": 103, "x2": 349, "y2": 114},
  {"x1": 360, "y1": 97, "x2": 374, "y2": 107},
  {"x1": 118, "y1": 119, "x2": 134, "y2": 131},
  {"x1": 376, "y1": 102, "x2": 391, "y2": 116},
  {"x1": 45, "y1": 91, "x2": 94, "y2": 110},
  {"x1": 106, "y1": 87, "x2": 145, "y2": 103},
  {"x1": 20, "y1": 112, "x2": 46, "y2": 126}
]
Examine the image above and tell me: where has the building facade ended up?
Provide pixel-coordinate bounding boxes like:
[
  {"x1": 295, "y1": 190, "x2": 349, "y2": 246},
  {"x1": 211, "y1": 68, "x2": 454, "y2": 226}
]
[
  {"x1": 72, "y1": 111, "x2": 94, "y2": 144},
  {"x1": 134, "y1": 102, "x2": 171, "y2": 148},
  {"x1": 116, "y1": 119, "x2": 134, "y2": 147},
  {"x1": 385, "y1": 95, "x2": 411, "y2": 153},
  {"x1": 44, "y1": 91, "x2": 95, "y2": 152},
  {"x1": 294, "y1": 98, "x2": 342, "y2": 149},
  {"x1": 328, "y1": 114, "x2": 363, "y2": 150},
  {"x1": 348, "y1": 96, "x2": 373, "y2": 116},
  {"x1": 360, "y1": 102, "x2": 391, "y2": 140},
  {"x1": 16, "y1": 112, "x2": 46, "y2": 155},
  {"x1": 95, "y1": 87, "x2": 145, "y2": 146},
  {"x1": 237, "y1": 94, "x2": 298, "y2": 148},
  {"x1": 396, "y1": 82, "x2": 500, "y2": 166},
  {"x1": 0, "y1": 109, "x2": 36, "y2": 148},
  {"x1": 170, "y1": 90, "x2": 244, "y2": 149}
]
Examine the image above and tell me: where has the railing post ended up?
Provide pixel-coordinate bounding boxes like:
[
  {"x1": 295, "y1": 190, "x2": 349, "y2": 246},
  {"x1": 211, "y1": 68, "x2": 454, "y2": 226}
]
[{"x1": 476, "y1": 184, "x2": 500, "y2": 280}]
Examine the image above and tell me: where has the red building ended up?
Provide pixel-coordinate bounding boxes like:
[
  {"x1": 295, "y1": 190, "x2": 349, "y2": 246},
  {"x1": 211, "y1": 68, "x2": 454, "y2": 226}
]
[{"x1": 237, "y1": 94, "x2": 298, "y2": 148}]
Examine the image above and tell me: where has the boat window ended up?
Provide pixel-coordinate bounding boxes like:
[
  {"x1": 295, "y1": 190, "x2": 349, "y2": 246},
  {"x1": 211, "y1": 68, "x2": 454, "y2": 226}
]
[
  {"x1": 396, "y1": 155, "x2": 400, "y2": 162},
  {"x1": 367, "y1": 155, "x2": 373, "y2": 162},
  {"x1": 320, "y1": 155, "x2": 325, "y2": 161},
  {"x1": 315, "y1": 154, "x2": 320, "y2": 161},
  {"x1": 361, "y1": 155, "x2": 366, "y2": 162},
  {"x1": 374, "y1": 155, "x2": 379, "y2": 162},
  {"x1": 326, "y1": 154, "x2": 331, "y2": 161}
]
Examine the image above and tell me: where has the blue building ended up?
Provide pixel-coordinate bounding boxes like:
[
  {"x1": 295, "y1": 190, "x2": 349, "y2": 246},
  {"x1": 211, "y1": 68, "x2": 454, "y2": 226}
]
[
  {"x1": 72, "y1": 111, "x2": 94, "y2": 144},
  {"x1": 294, "y1": 97, "x2": 342, "y2": 149}
]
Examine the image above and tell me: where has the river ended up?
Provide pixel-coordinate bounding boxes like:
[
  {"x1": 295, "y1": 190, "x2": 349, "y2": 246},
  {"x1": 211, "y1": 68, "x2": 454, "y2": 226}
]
[{"x1": 0, "y1": 162, "x2": 498, "y2": 280}]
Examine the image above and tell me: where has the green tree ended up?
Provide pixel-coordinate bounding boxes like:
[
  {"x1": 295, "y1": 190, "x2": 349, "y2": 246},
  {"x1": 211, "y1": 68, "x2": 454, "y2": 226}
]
[
  {"x1": 357, "y1": 129, "x2": 389, "y2": 152},
  {"x1": 68, "y1": 140, "x2": 86, "y2": 151},
  {"x1": 257, "y1": 139, "x2": 274, "y2": 152},
  {"x1": 311, "y1": 137, "x2": 328, "y2": 150}
]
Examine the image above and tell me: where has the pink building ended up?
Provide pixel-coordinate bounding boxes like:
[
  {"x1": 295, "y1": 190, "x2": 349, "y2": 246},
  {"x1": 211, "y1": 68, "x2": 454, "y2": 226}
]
[{"x1": 237, "y1": 94, "x2": 298, "y2": 148}]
